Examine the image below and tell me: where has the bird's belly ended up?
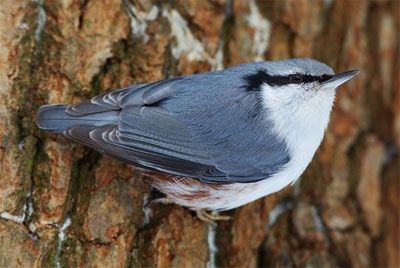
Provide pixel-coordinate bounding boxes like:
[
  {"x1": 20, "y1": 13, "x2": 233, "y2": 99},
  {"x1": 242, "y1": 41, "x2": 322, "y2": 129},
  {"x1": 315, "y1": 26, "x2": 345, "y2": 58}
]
[{"x1": 143, "y1": 168, "x2": 300, "y2": 211}]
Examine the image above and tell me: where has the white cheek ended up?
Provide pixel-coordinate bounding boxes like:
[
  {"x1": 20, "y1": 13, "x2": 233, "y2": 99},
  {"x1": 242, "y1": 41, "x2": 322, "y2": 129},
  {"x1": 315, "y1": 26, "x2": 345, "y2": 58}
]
[
  {"x1": 261, "y1": 83, "x2": 335, "y2": 140},
  {"x1": 261, "y1": 83, "x2": 336, "y2": 182},
  {"x1": 260, "y1": 84, "x2": 304, "y2": 130}
]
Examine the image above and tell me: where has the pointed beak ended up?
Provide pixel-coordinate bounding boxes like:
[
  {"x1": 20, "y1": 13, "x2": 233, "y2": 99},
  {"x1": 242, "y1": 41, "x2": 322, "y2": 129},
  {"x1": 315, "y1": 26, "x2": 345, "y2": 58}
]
[{"x1": 322, "y1": 69, "x2": 360, "y2": 89}]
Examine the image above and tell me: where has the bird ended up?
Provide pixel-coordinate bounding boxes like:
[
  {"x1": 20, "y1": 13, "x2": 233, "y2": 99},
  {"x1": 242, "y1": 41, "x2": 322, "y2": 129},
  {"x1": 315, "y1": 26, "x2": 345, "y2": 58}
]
[{"x1": 36, "y1": 58, "x2": 359, "y2": 221}]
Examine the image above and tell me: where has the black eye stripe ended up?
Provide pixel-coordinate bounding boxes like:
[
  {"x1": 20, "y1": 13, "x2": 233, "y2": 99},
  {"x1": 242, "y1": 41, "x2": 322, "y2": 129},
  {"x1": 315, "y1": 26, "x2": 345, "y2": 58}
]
[
  {"x1": 242, "y1": 70, "x2": 333, "y2": 90},
  {"x1": 291, "y1": 74, "x2": 333, "y2": 84}
]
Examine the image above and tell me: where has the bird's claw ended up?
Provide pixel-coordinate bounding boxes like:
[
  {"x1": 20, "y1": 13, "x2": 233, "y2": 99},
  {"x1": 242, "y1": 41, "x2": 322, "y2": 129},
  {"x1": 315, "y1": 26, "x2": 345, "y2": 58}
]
[{"x1": 195, "y1": 209, "x2": 231, "y2": 223}]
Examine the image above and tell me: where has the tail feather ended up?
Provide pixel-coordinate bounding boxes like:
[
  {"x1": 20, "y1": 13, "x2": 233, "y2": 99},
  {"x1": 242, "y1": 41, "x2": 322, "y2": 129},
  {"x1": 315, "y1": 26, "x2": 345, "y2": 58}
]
[{"x1": 36, "y1": 104, "x2": 119, "y2": 133}]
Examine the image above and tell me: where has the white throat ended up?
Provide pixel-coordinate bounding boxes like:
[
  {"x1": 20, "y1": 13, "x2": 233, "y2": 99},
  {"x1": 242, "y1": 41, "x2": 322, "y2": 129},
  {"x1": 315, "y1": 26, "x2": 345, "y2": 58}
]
[{"x1": 261, "y1": 84, "x2": 335, "y2": 176}]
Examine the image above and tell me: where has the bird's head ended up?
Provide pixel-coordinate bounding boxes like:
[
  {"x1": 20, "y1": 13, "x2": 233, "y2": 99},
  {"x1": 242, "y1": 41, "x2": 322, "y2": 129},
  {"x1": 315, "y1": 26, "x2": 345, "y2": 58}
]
[{"x1": 252, "y1": 58, "x2": 359, "y2": 142}]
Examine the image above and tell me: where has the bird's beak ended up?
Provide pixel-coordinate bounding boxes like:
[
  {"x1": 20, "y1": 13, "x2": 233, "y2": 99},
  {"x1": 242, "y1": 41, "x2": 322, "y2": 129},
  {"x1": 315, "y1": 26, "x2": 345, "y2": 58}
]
[{"x1": 322, "y1": 69, "x2": 359, "y2": 89}]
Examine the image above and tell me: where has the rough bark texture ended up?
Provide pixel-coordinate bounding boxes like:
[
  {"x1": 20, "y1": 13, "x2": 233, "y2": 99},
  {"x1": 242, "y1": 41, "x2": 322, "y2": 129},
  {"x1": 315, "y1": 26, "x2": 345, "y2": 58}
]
[{"x1": 0, "y1": 0, "x2": 399, "y2": 267}]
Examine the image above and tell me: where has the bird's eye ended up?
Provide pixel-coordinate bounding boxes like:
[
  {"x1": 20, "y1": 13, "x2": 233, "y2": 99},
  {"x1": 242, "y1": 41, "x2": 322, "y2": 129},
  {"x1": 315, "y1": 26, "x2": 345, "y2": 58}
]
[{"x1": 289, "y1": 74, "x2": 303, "y2": 83}]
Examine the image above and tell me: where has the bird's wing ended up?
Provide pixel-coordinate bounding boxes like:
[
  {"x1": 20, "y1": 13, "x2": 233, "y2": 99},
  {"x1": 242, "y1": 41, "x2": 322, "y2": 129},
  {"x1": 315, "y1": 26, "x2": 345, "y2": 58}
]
[
  {"x1": 63, "y1": 66, "x2": 290, "y2": 184},
  {"x1": 63, "y1": 78, "x2": 230, "y2": 183}
]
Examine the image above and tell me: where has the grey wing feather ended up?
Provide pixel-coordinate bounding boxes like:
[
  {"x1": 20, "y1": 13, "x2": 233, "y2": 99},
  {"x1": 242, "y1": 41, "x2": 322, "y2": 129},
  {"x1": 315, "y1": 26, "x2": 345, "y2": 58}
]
[
  {"x1": 66, "y1": 77, "x2": 181, "y2": 115},
  {"x1": 61, "y1": 77, "x2": 230, "y2": 182},
  {"x1": 64, "y1": 123, "x2": 227, "y2": 181}
]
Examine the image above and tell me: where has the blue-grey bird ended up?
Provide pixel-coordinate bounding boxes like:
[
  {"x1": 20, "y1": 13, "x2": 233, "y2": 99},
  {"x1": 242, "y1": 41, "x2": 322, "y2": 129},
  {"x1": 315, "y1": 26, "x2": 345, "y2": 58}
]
[{"x1": 36, "y1": 58, "x2": 359, "y2": 218}]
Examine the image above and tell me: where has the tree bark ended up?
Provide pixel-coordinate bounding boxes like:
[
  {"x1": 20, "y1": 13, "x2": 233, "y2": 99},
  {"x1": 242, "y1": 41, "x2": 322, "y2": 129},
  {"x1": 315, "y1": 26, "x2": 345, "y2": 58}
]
[{"x1": 0, "y1": 0, "x2": 398, "y2": 267}]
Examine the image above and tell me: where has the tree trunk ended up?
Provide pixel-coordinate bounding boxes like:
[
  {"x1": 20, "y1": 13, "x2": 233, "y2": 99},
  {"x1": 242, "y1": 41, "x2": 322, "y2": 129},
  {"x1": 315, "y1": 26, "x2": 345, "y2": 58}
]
[{"x1": 0, "y1": 0, "x2": 398, "y2": 267}]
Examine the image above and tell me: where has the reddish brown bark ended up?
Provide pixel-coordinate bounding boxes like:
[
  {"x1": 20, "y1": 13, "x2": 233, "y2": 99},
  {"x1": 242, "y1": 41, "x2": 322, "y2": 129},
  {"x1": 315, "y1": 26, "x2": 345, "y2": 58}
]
[{"x1": 0, "y1": 0, "x2": 398, "y2": 267}]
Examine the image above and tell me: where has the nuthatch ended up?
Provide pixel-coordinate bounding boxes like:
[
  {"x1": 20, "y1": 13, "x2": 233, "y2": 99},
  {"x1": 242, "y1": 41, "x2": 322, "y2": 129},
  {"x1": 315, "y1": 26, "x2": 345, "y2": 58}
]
[{"x1": 37, "y1": 58, "x2": 359, "y2": 219}]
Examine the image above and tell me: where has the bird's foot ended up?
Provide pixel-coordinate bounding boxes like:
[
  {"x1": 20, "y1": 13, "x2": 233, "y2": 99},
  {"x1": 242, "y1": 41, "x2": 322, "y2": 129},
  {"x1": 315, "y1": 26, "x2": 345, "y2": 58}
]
[{"x1": 195, "y1": 209, "x2": 231, "y2": 223}]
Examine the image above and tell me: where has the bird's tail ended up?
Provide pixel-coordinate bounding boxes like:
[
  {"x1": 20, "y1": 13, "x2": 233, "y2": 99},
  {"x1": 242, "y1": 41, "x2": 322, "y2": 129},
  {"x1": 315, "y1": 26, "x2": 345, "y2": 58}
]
[{"x1": 36, "y1": 104, "x2": 119, "y2": 133}]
